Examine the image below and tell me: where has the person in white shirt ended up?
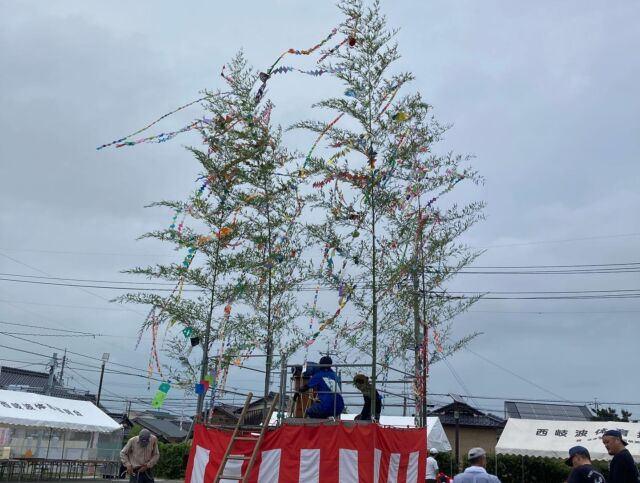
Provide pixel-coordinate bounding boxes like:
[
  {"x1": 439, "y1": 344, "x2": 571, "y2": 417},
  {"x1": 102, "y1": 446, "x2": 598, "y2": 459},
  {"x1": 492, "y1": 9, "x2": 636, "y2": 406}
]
[
  {"x1": 426, "y1": 448, "x2": 439, "y2": 483},
  {"x1": 453, "y1": 447, "x2": 500, "y2": 483}
]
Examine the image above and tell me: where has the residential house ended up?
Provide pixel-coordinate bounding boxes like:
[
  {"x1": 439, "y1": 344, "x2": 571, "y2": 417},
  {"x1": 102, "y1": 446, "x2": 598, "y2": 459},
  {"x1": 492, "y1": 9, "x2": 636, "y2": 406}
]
[{"x1": 430, "y1": 395, "x2": 505, "y2": 464}]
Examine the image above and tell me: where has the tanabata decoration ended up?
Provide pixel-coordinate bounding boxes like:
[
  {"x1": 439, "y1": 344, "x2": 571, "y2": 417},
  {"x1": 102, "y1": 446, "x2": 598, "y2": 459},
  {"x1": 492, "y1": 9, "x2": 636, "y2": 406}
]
[
  {"x1": 182, "y1": 327, "x2": 193, "y2": 337},
  {"x1": 151, "y1": 381, "x2": 171, "y2": 408},
  {"x1": 112, "y1": 120, "x2": 201, "y2": 148},
  {"x1": 194, "y1": 383, "x2": 206, "y2": 395},
  {"x1": 392, "y1": 111, "x2": 409, "y2": 122},
  {"x1": 302, "y1": 113, "x2": 345, "y2": 168},
  {"x1": 96, "y1": 96, "x2": 211, "y2": 150},
  {"x1": 270, "y1": 66, "x2": 342, "y2": 77}
]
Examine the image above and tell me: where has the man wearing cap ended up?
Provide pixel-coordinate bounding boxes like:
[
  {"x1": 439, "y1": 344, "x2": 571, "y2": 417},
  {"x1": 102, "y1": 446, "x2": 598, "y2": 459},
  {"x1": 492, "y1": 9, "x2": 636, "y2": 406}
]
[
  {"x1": 296, "y1": 356, "x2": 344, "y2": 419},
  {"x1": 602, "y1": 429, "x2": 639, "y2": 483},
  {"x1": 565, "y1": 446, "x2": 605, "y2": 483},
  {"x1": 120, "y1": 429, "x2": 160, "y2": 483},
  {"x1": 426, "y1": 448, "x2": 439, "y2": 483},
  {"x1": 453, "y1": 447, "x2": 500, "y2": 483}
]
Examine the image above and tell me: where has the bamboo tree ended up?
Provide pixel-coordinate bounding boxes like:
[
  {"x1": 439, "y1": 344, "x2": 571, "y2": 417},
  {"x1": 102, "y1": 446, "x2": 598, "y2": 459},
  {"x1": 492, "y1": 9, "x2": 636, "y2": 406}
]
[
  {"x1": 295, "y1": 0, "x2": 485, "y2": 420},
  {"x1": 119, "y1": 53, "x2": 308, "y2": 418}
]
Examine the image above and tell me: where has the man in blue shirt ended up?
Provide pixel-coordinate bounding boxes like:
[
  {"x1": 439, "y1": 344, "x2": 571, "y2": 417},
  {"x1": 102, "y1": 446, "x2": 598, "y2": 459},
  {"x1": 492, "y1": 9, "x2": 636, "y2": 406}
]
[
  {"x1": 453, "y1": 448, "x2": 500, "y2": 483},
  {"x1": 565, "y1": 446, "x2": 605, "y2": 483},
  {"x1": 296, "y1": 356, "x2": 344, "y2": 418}
]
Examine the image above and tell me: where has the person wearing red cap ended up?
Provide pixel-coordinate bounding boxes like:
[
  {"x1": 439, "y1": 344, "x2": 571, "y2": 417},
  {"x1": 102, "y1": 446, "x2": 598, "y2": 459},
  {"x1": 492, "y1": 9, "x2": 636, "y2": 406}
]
[
  {"x1": 602, "y1": 429, "x2": 639, "y2": 483},
  {"x1": 565, "y1": 446, "x2": 605, "y2": 483}
]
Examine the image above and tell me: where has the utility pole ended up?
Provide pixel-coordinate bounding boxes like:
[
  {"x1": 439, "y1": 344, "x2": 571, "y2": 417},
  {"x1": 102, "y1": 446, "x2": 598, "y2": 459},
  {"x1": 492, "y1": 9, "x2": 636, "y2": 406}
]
[
  {"x1": 454, "y1": 400, "x2": 460, "y2": 470},
  {"x1": 59, "y1": 349, "x2": 67, "y2": 382},
  {"x1": 46, "y1": 353, "x2": 58, "y2": 395},
  {"x1": 96, "y1": 352, "x2": 110, "y2": 407}
]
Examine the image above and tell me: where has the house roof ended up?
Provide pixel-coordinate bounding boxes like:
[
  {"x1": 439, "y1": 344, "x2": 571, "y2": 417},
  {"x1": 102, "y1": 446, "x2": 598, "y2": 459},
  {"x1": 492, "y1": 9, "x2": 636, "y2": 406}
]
[
  {"x1": 504, "y1": 401, "x2": 593, "y2": 421},
  {"x1": 430, "y1": 396, "x2": 505, "y2": 428},
  {"x1": 0, "y1": 366, "x2": 97, "y2": 403},
  {"x1": 133, "y1": 416, "x2": 189, "y2": 442}
]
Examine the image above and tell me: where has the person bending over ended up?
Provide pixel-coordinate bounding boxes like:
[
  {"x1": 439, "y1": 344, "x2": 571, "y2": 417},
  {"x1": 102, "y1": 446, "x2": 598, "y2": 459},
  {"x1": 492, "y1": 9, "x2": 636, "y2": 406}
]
[
  {"x1": 296, "y1": 356, "x2": 344, "y2": 419},
  {"x1": 352, "y1": 373, "x2": 382, "y2": 421}
]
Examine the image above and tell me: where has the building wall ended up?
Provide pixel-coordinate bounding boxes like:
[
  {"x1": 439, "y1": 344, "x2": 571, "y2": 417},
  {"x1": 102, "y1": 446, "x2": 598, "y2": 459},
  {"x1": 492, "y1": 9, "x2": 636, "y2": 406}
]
[{"x1": 442, "y1": 425, "x2": 502, "y2": 463}]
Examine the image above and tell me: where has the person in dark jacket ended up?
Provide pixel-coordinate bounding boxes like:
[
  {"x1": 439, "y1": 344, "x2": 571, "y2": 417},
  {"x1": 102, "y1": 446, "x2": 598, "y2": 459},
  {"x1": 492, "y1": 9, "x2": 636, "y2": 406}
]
[
  {"x1": 352, "y1": 373, "x2": 382, "y2": 421},
  {"x1": 296, "y1": 356, "x2": 344, "y2": 418},
  {"x1": 564, "y1": 446, "x2": 605, "y2": 483},
  {"x1": 602, "y1": 429, "x2": 640, "y2": 483}
]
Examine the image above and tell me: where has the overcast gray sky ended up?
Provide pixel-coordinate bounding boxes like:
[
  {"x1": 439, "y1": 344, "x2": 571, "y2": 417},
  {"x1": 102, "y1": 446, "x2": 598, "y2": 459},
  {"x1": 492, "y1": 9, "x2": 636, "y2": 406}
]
[{"x1": 1, "y1": 0, "x2": 639, "y2": 418}]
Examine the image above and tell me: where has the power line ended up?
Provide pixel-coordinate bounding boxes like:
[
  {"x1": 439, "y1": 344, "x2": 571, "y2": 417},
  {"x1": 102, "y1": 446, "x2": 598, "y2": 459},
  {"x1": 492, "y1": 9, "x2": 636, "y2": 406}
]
[
  {"x1": 0, "y1": 320, "x2": 134, "y2": 338},
  {"x1": 0, "y1": 272, "x2": 180, "y2": 286},
  {"x1": 0, "y1": 277, "x2": 193, "y2": 291},
  {"x1": 0, "y1": 298, "x2": 134, "y2": 312},
  {"x1": 465, "y1": 348, "x2": 567, "y2": 402},
  {"x1": 476, "y1": 231, "x2": 640, "y2": 249},
  {"x1": 0, "y1": 320, "x2": 99, "y2": 336},
  {"x1": 3, "y1": 275, "x2": 640, "y2": 299},
  {"x1": 3, "y1": 261, "x2": 640, "y2": 287},
  {"x1": 467, "y1": 262, "x2": 640, "y2": 269},
  {"x1": 0, "y1": 332, "x2": 159, "y2": 374}
]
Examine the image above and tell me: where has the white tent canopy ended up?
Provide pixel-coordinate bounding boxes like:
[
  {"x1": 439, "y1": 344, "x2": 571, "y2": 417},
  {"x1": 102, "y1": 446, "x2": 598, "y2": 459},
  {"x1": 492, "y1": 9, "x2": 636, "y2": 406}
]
[
  {"x1": 0, "y1": 389, "x2": 121, "y2": 433},
  {"x1": 341, "y1": 414, "x2": 452, "y2": 452},
  {"x1": 496, "y1": 418, "x2": 640, "y2": 462}
]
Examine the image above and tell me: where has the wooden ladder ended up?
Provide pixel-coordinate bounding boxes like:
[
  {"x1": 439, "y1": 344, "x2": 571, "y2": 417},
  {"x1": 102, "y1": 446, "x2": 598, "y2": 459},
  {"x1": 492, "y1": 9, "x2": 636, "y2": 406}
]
[{"x1": 214, "y1": 391, "x2": 279, "y2": 482}]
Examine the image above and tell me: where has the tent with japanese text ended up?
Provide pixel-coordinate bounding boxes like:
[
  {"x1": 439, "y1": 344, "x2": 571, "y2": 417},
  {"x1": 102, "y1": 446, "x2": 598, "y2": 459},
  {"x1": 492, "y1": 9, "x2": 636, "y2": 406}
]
[
  {"x1": 0, "y1": 389, "x2": 120, "y2": 433},
  {"x1": 496, "y1": 418, "x2": 640, "y2": 462}
]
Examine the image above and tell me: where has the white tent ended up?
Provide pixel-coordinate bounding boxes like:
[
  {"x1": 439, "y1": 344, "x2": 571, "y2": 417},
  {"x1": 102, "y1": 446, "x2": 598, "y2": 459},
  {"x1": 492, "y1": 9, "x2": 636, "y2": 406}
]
[
  {"x1": 0, "y1": 389, "x2": 121, "y2": 433},
  {"x1": 496, "y1": 418, "x2": 640, "y2": 462},
  {"x1": 341, "y1": 414, "x2": 452, "y2": 452}
]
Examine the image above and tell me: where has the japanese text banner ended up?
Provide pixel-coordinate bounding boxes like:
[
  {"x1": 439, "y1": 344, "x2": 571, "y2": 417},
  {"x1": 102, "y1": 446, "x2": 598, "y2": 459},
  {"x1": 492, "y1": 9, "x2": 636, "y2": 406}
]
[{"x1": 497, "y1": 418, "x2": 640, "y2": 462}]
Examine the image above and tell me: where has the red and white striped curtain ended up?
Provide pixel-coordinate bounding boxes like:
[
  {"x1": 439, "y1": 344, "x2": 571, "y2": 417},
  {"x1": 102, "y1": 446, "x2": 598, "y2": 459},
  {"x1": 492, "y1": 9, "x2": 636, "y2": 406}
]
[{"x1": 186, "y1": 423, "x2": 426, "y2": 483}]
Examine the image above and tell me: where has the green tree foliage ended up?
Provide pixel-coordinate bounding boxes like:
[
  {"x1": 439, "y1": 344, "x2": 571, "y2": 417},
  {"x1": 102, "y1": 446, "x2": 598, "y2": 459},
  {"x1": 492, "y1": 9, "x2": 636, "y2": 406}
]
[
  {"x1": 293, "y1": 0, "x2": 484, "y2": 411},
  {"x1": 592, "y1": 406, "x2": 632, "y2": 421},
  {"x1": 154, "y1": 442, "x2": 191, "y2": 479},
  {"x1": 118, "y1": 53, "x2": 309, "y2": 404}
]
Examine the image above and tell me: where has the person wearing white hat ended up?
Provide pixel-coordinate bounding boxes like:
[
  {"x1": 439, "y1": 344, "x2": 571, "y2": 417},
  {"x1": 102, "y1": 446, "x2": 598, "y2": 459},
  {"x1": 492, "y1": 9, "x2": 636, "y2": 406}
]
[
  {"x1": 453, "y1": 448, "x2": 500, "y2": 483},
  {"x1": 426, "y1": 448, "x2": 439, "y2": 483}
]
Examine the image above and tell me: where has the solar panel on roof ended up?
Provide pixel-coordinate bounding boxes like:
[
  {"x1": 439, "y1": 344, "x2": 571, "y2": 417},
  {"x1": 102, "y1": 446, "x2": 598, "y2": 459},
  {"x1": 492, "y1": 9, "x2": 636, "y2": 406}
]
[{"x1": 505, "y1": 401, "x2": 592, "y2": 421}]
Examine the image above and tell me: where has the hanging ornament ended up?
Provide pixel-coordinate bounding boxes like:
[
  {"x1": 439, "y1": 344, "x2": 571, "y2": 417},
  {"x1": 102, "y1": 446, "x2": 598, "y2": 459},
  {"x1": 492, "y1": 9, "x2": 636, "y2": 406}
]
[
  {"x1": 392, "y1": 111, "x2": 409, "y2": 122},
  {"x1": 182, "y1": 327, "x2": 193, "y2": 338},
  {"x1": 217, "y1": 226, "x2": 234, "y2": 239},
  {"x1": 151, "y1": 381, "x2": 171, "y2": 408},
  {"x1": 348, "y1": 36, "x2": 357, "y2": 47}
]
